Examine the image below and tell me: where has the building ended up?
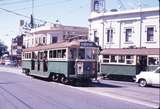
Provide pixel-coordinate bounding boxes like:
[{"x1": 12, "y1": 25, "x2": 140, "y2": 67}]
[
  {"x1": 89, "y1": 3, "x2": 159, "y2": 49},
  {"x1": 89, "y1": 0, "x2": 159, "y2": 77},
  {"x1": 23, "y1": 23, "x2": 88, "y2": 48},
  {"x1": 11, "y1": 34, "x2": 24, "y2": 65}
]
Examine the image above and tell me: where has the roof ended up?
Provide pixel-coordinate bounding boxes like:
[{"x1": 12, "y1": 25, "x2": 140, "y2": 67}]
[
  {"x1": 101, "y1": 48, "x2": 160, "y2": 55},
  {"x1": 89, "y1": 7, "x2": 159, "y2": 21},
  {"x1": 23, "y1": 40, "x2": 97, "y2": 52}
]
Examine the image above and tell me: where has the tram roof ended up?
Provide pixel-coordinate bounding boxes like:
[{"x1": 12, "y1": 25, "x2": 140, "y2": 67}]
[
  {"x1": 23, "y1": 40, "x2": 97, "y2": 52},
  {"x1": 101, "y1": 48, "x2": 160, "y2": 55}
]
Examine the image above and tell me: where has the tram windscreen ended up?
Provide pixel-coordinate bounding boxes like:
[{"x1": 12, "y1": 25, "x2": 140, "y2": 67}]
[{"x1": 78, "y1": 48, "x2": 97, "y2": 59}]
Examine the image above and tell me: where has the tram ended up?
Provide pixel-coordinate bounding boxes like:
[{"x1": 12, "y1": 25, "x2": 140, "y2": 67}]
[
  {"x1": 22, "y1": 40, "x2": 99, "y2": 83},
  {"x1": 100, "y1": 48, "x2": 159, "y2": 80}
]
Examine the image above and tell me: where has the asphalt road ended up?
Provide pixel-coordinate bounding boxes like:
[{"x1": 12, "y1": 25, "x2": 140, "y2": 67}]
[{"x1": 0, "y1": 71, "x2": 153, "y2": 109}]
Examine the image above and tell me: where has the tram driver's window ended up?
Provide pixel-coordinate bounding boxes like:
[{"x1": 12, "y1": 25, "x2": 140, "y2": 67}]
[
  {"x1": 85, "y1": 49, "x2": 92, "y2": 59},
  {"x1": 79, "y1": 48, "x2": 85, "y2": 59}
]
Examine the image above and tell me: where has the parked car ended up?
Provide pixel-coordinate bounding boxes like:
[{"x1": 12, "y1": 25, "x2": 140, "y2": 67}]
[
  {"x1": 4, "y1": 60, "x2": 16, "y2": 66},
  {"x1": 136, "y1": 67, "x2": 160, "y2": 87}
]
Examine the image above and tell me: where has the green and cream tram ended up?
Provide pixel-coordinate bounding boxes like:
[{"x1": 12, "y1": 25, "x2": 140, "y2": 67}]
[
  {"x1": 22, "y1": 40, "x2": 98, "y2": 83},
  {"x1": 100, "y1": 48, "x2": 159, "y2": 80}
]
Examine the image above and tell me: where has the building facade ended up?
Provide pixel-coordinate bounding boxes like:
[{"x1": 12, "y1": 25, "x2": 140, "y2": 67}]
[
  {"x1": 23, "y1": 23, "x2": 88, "y2": 48},
  {"x1": 89, "y1": 7, "x2": 159, "y2": 49},
  {"x1": 10, "y1": 34, "x2": 24, "y2": 65}
]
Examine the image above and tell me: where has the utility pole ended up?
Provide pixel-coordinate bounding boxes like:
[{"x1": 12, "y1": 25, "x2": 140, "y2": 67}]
[
  {"x1": 139, "y1": 0, "x2": 142, "y2": 48},
  {"x1": 30, "y1": 0, "x2": 34, "y2": 28}
]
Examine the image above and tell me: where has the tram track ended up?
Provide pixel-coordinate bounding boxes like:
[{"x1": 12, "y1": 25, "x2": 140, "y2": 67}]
[{"x1": 0, "y1": 85, "x2": 34, "y2": 109}]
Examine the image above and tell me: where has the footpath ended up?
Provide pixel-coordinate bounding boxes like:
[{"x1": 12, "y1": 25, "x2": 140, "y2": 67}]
[{"x1": 0, "y1": 65, "x2": 22, "y2": 75}]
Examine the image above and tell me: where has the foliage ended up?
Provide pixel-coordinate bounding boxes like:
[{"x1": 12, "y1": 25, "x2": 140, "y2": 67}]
[{"x1": 0, "y1": 40, "x2": 8, "y2": 57}]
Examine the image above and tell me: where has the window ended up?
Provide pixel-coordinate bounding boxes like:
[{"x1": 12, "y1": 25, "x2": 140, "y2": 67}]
[
  {"x1": 85, "y1": 49, "x2": 92, "y2": 59},
  {"x1": 118, "y1": 55, "x2": 125, "y2": 63},
  {"x1": 53, "y1": 50, "x2": 56, "y2": 58},
  {"x1": 103, "y1": 55, "x2": 110, "y2": 63},
  {"x1": 94, "y1": 30, "x2": 99, "y2": 43},
  {"x1": 51, "y1": 37, "x2": 57, "y2": 43},
  {"x1": 125, "y1": 29, "x2": 132, "y2": 42},
  {"x1": 106, "y1": 29, "x2": 113, "y2": 43},
  {"x1": 94, "y1": 1, "x2": 100, "y2": 12},
  {"x1": 62, "y1": 49, "x2": 66, "y2": 58},
  {"x1": 69, "y1": 48, "x2": 77, "y2": 59},
  {"x1": 78, "y1": 48, "x2": 85, "y2": 59},
  {"x1": 110, "y1": 55, "x2": 117, "y2": 63},
  {"x1": 49, "y1": 51, "x2": 52, "y2": 58},
  {"x1": 126, "y1": 55, "x2": 134, "y2": 64},
  {"x1": 155, "y1": 68, "x2": 160, "y2": 73},
  {"x1": 148, "y1": 57, "x2": 159, "y2": 65},
  {"x1": 147, "y1": 27, "x2": 154, "y2": 41},
  {"x1": 57, "y1": 50, "x2": 61, "y2": 58},
  {"x1": 43, "y1": 37, "x2": 46, "y2": 44}
]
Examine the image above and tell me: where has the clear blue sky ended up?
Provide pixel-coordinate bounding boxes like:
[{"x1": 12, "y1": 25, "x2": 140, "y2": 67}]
[{"x1": 0, "y1": 0, "x2": 159, "y2": 50}]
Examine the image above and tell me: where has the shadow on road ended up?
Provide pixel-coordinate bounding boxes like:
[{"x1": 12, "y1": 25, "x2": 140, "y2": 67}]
[{"x1": 90, "y1": 81, "x2": 123, "y2": 88}]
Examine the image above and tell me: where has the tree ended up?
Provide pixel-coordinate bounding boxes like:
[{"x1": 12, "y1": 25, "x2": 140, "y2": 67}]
[{"x1": 0, "y1": 40, "x2": 8, "y2": 57}]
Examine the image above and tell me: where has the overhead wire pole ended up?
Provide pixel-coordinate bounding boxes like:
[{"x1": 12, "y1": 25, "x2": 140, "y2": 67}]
[
  {"x1": 139, "y1": 0, "x2": 142, "y2": 48},
  {"x1": 30, "y1": 0, "x2": 34, "y2": 28}
]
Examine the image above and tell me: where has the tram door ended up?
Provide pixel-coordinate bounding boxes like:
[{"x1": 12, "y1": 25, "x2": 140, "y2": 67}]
[
  {"x1": 31, "y1": 52, "x2": 35, "y2": 70},
  {"x1": 137, "y1": 55, "x2": 147, "y2": 74},
  {"x1": 43, "y1": 51, "x2": 48, "y2": 72}
]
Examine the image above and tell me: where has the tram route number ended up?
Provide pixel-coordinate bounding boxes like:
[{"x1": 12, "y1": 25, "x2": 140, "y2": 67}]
[{"x1": 80, "y1": 42, "x2": 96, "y2": 47}]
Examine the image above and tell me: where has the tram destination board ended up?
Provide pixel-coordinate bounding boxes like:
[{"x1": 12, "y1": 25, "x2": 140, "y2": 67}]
[{"x1": 80, "y1": 42, "x2": 97, "y2": 47}]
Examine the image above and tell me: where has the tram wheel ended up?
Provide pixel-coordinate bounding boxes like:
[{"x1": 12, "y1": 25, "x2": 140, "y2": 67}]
[
  {"x1": 52, "y1": 74, "x2": 57, "y2": 81},
  {"x1": 61, "y1": 76, "x2": 69, "y2": 84}
]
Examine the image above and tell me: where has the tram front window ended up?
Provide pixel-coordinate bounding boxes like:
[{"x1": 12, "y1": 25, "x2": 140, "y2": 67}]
[
  {"x1": 78, "y1": 48, "x2": 97, "y2": 60},
  {"x1": 78, "y1": 49, "x2": 85, "y2": 59}
]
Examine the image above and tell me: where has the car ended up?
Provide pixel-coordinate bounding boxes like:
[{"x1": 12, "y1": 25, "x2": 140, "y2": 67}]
[
  {"x1": 4, "y1": 59, "x2": 17, "y2": 66},
  {"x1": 136, "y1": 67, "x2": 160, "y2": 87}
]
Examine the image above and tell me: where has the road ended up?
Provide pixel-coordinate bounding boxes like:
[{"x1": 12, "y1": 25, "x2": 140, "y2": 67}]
[{"x1": 0, "y1": 66, "x2": 159, "y2": 109}]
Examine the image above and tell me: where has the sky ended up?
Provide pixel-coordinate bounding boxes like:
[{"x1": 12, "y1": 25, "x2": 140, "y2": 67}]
[{"x1": 0, "y1": 0, "x2": 159, "y2": 51}]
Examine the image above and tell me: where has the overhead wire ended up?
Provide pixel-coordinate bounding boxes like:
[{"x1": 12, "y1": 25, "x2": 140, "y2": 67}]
[
  {"x1": 0, "y1": 7, "x2": 53, "y2": 24},
  {"x1": 0, "y1": 0, "x2": 32, "y2": 6},
  {"x1": 12, "y1": 0, "x2": 73, "y2": 11}
]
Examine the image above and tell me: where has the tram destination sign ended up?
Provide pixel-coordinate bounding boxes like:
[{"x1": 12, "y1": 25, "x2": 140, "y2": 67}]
[{"x1": 80, "y1": 42, "x2": 96, "y2": 47}]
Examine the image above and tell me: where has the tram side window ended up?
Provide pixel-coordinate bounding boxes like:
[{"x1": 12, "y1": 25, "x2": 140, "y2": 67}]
[
  {"x1": 44, "y1": 51, "x2": 48, "y2": 59},
  {"x1": 62, "y1": 49, "x2": 66, "y2": 58},
  {"x1": 69, "y1": 48, "x2": 77, "y2": 59},
  {"x1": 110, "y1": 55, "x2": 117, "y2": 63},
  {"x1": 57, "y1": 50, "x2": 62, "y2": 58},
  {"x1": 92, "y1": 49, "x2": 97, "y2": 59},
  {"x1": 103, "y1": 55, "x2": 110, "y2": 63},
  {"x1": 148, "y1": 57, "x2": 159, "y2": 65},
  {"x1": 52, "y1": 50, "x2": 56, "y2": 58},
  {"x1": 49, "y1": 51, "x2": 52, "y2": 58},
  {"x1": 38, "y1": 52, "x2": 43, "y2": 60},
  {"x1": 126, "y1": 55, "x2": 134, "y2": 64},
  {"x1": 79, "y1": 48, "x2": 85, "y2": 59},
  {"x1": 118, "y1": 55, "x2": 125, "y2": 63}
]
